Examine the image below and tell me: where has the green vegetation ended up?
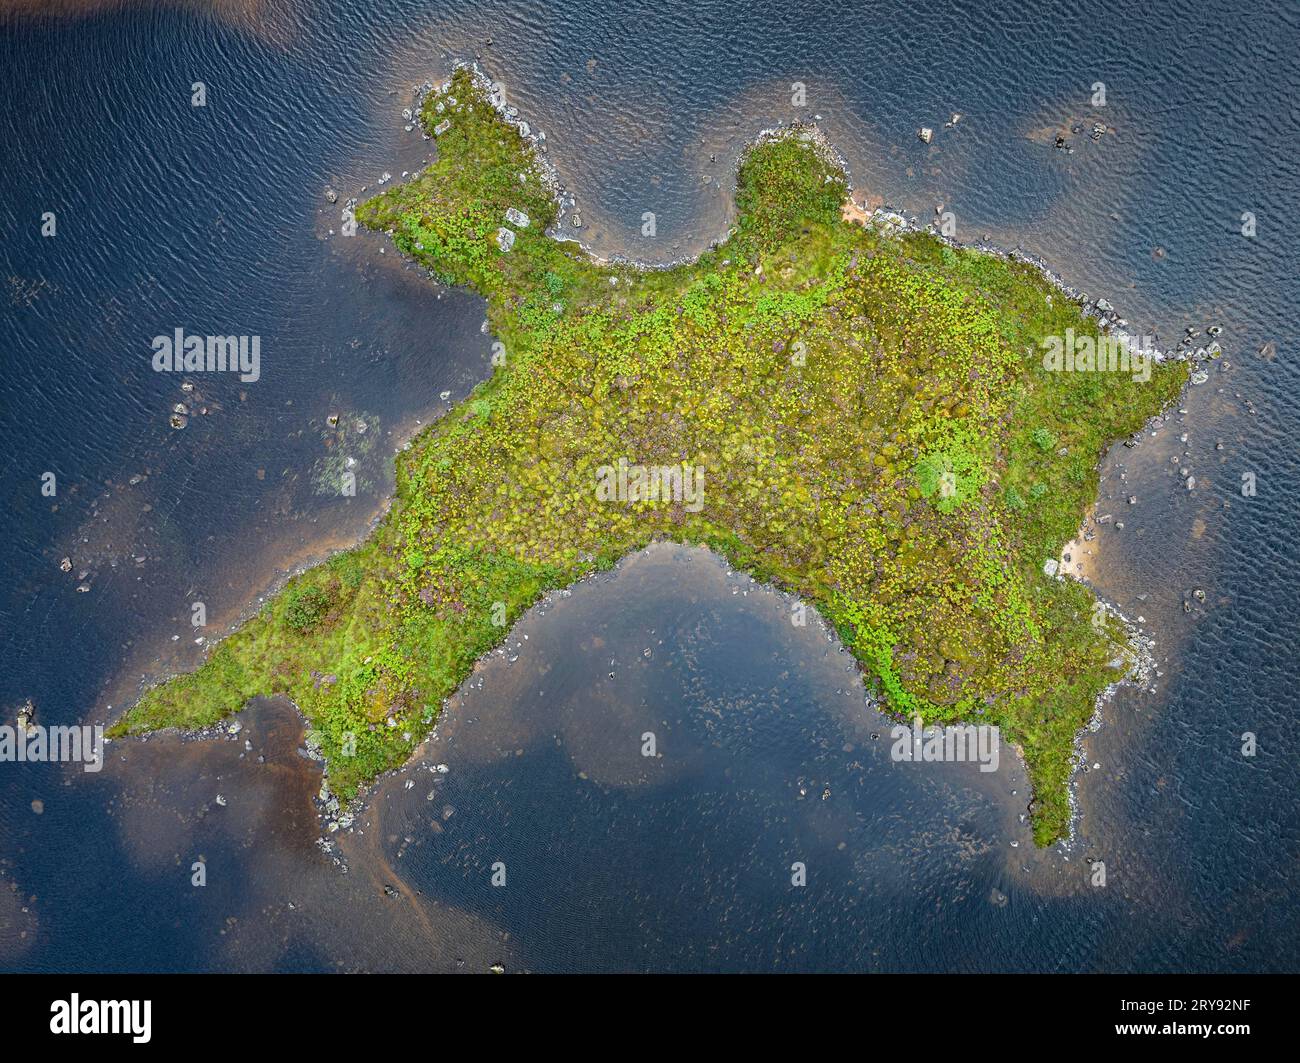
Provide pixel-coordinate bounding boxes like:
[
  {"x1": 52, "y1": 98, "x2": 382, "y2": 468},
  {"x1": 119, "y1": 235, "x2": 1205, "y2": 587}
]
[
  {"x1": 284, "y1": 585, "x2": 331, "y2": 633},
  {"x1": 110, "y1": 68, "x2": 1186, "y2": 843}
]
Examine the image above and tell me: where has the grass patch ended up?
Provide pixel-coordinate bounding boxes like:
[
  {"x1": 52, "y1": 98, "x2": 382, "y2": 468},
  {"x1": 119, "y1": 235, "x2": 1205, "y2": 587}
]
[{"x1": 110, "y1": 68, "x2": 1186, "y2": 842}]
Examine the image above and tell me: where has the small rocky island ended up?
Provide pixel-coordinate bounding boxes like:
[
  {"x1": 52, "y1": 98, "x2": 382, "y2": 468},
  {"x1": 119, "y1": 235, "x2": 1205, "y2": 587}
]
[{"x1": 111, "y1": 67, "x2": 1187, "y2": 846}]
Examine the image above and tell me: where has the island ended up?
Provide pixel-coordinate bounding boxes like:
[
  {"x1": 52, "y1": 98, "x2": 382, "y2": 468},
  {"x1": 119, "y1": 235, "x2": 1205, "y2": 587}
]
[{"x1": 110, "y1": 67, "x2": 1187, "y2": 846}]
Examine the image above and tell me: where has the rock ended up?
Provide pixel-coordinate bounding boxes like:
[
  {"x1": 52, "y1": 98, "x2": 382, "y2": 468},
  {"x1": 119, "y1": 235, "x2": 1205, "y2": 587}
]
[
  {"x1": 917, "y1": 127, "x2": 934, "y2": 144},
  {"x1": 1042, "y1": 558, "x2": 1059, "y2": 577},
  {"x1": 59, "y1": 557, "x2": 72, "y2": 572},
  {"x1": 433, "y1": 119, "x2": 452, "y2": 137},
  {"x1": 496, "y1": 227, "x2": 516, "y2": 252},
  {"x1": 504, "y1": 206, "x2": 530, "y2": 228},
  {"x1": 324, "y1": 187, "x2": 338, "y2": 203}
]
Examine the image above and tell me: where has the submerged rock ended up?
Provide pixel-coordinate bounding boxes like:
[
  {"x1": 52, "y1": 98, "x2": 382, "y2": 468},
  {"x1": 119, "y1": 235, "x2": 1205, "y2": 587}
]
[{"x1": 15, "y1": 700, "x2": 36, "y2": 737}]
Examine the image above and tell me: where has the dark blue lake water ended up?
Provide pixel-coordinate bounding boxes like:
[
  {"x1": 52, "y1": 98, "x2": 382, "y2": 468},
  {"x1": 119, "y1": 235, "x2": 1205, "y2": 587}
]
[{"x1": 1, "y1": 0, "x2": 1296, "y2": 971}]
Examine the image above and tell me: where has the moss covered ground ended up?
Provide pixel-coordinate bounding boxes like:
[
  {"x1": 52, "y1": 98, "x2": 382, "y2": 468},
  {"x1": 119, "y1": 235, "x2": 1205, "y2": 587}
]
[{"x1": 111, "y1": 68, "x2": 1186, "y2": 845}]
